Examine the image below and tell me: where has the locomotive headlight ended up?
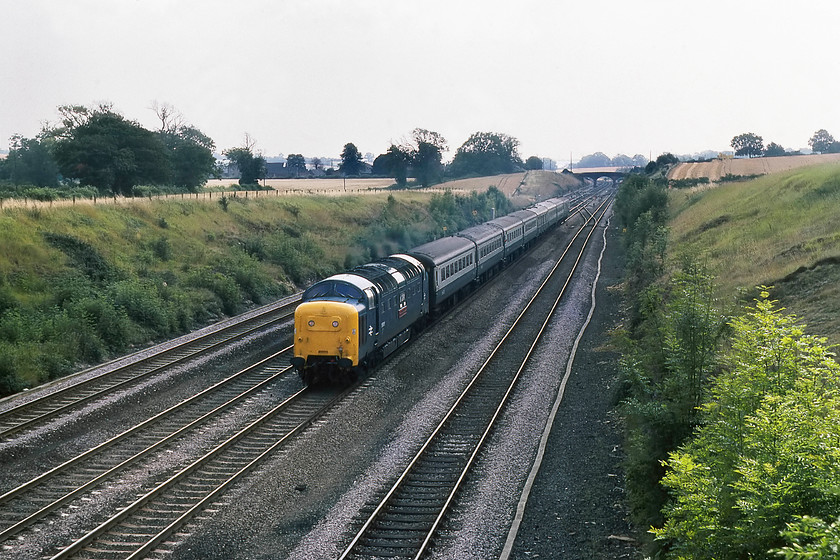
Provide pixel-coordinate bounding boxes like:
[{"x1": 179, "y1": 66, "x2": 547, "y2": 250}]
[
  {"x1": 308, "y1": 320, "x2": 315, "y2": 327},
  {"x1": 332, "y1": 320, "x2": 340, "y2": 327}
]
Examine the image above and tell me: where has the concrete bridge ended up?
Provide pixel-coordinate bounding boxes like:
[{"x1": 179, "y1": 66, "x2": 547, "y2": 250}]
[{"x1": 565, "y1": 167, "x2": 629, "y2": 185}]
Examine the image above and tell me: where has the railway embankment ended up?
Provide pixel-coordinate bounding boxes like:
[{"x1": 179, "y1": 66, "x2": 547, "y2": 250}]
[{"x1": 0, "y1": 187, "x2": 516, "y2": 396}]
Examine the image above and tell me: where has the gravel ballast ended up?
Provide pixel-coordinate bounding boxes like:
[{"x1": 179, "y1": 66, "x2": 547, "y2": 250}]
[{"x1": 164, "y1": 205, "x2": 643, "y2": 559}]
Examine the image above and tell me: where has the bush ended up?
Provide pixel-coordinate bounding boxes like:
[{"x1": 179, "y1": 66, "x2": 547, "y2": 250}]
[
  {"x1": 653, "y1": 293, "x2": 840, "y2": 558},
  {"x1": 44, "y1": 232, "x2": 114, "y2": 283},
  {"x1": 109, "y1": 280, "x2": 170, "y2": 334},
  {"x1": 186, "y1": 267, "x2": 241, "y2": 316}
]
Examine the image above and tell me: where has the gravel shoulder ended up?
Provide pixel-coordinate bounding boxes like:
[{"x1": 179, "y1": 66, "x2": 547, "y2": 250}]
[{"x1": 502, "y1": 214, "x2": 645, "y2": 558}]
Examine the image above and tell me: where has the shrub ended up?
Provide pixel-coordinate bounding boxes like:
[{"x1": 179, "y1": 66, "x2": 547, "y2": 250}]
[
  {"x1": 44, "y1": 232, "x2": 114, "y2": 283},
  {"x1": 653, "y1": 293, "x2": 840, "y2": 558},
  {"x1": 109, "y1": 280, "x2": 170, "y2": 334}
]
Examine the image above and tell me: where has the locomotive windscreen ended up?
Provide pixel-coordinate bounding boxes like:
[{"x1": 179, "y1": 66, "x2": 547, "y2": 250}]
[{"x1": 303, "y1": 281, "x2": 364, "y2": 302}]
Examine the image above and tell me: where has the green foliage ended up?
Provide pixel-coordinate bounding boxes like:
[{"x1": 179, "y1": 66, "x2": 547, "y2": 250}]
[
  {"x1": 809, "y1": 130, "x2": 836, "y2": 155},
  {"x1": 410, "y1": 129, "x2": 448, "y2": 187},
  {"x1": 669, "y1": 177, "x2": 710, "y2": 189},
  {"x1": 525, "y1": 156, "x2": 544, "y2": 170},
  {"x1": 339, "y1": 142, "x2": 363, "y2": 176},
  {"x1": 615, "y1": 175, "x2": 669, "y2": 330},
  {"x1": 449, "y1": 131, "x2": 523, "y2": 178},
  {"x1": 621, "y1": 261, "x2": 725, "y2": 530},
  {"x1": 223, "y1": 146, "x2": 266, "y2": 186},
  {"x1": 285, "y1": 154, "x2": 307, "y2": 177},
  {"x1": 774, "y1": 515, "x2": 840, "y2": 558},
  {"x1": 161, "y1": 125, "x2": 217, "y2": 191},
  {"x1": 44, "y1": 232, "x2": 115, "y2": 283},
  {"x1": 731, "y1": 132, "x2": 765, "y2": 158},
  {"x1": 765, "y1": 142, "x2": 787, "y2": 157},
  {"x1": 615, "y1": 174, "x2": 668, "y2": 233},
  {"x1": 52, "y1": 110, "x2": 171, "y2": 195},
  {"x1": 427, "y1": 186, "x2": 512, "y2": 234},
  {"x1": 0, "y1": 135, "x2": 60, "y2": 187},
  {"x1": 653, "y1": 292, "x2": 840, "y2": 558}
]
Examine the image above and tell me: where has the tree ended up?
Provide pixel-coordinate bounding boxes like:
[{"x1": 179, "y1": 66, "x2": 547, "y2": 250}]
[
  {"x1": 161, "y1": 125, "x2": 216, "y2": 191},
  {"x1": 0, "y1": 134, "x2": 60, "y2": 187},
  {"x1": 311, "y1": 157, "x2": 323, "y2": 171},
  {"x1": 576, "y1": 152, "x2": 612, "y2": 168},
  {"x1": 449, "y1": 131, "x2": 522, "y2": 177},
  {"x1": 150, "y1": 102, "x2": 217, "y2": 190},
  {"x1": 286, "y1": 154, "x2": 307, "y2": 177},
  {"x1": 731, "y1": 132, "x2": 764, "y2": 158},
  {"x1": 644, "y1": 153, "x2": 678, "y2": 174},
  {"x1": 52, "y1": 109, "x2": 170, "y2": 195},
  {"x1": 409, "y1": 128, "x2": 447, "y2": 187},
  {"x1": 763, "y1": 141, "x2": 786, "y2": 157},
  {"x1": 809, "y1": 129, "x2": 836, "y2": 154},
  {"x1": 373, "y1": 144, "x2": 412, "y2": 185},
  {"x1": 525, "y1": 156, "x2": 544, "y2": 170},
  {"x1": 339, "y1": 142, "x2": 363, "y2": 176},
  {"x1": 224, "y1": 143, "x2": 266, "y2": 186}
]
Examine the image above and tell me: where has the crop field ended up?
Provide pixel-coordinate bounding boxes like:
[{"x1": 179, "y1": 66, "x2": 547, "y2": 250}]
[
  {"x1": 205, "y1": 177, "x2": 397, "y2": 192},
  {"x1": 668, "y1": 153, "x2": 840, "y2": 182}
]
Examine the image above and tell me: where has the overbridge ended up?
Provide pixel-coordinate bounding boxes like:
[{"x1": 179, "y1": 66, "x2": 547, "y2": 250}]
[{"x1": 564, "y1": 167, "x2": 629, "y2": 185}]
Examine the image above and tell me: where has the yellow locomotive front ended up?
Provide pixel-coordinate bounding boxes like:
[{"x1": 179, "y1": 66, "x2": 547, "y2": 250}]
[{"x1": 292, "y1": 300, "x2": 360, "y2": 385}]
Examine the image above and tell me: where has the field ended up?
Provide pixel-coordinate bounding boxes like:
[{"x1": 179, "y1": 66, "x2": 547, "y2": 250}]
[
  {"x1": 207, "y1": 169, "x2": 579, "y2": 202},
  {"x1": 204, "y1": 177, "x2": 396, "y2": 192},
  {"x1": 667, "y1": 153, "x2": 840, "y2": 182}
]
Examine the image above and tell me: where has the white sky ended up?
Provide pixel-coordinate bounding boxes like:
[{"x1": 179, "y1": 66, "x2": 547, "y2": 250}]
[{"x1": 2, "y1": 0, "x2": 839, "y2": 164}]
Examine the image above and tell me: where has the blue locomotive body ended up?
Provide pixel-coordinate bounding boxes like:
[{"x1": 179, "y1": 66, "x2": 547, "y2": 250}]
[{"x1": 291, "y1": 196, "x2": 570, "y2": 385}]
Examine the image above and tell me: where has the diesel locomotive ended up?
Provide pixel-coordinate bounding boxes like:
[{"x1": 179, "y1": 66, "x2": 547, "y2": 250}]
[{"x1": 291, "y1": 197, "x2": 569, "y2": 385}]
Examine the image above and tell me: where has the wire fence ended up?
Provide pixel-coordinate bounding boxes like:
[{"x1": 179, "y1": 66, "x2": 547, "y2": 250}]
[{"x1": 0, "y1": 185, "x2": 465, "y2": 211}]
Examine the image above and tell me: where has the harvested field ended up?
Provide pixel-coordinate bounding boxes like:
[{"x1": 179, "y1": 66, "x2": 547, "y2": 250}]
[
  {"x1": 437, "y1": 172, "x2": 526, "y2": 195},
  {"x1": 668, "y1": 153, "x2": 840, "y2": 182},
  {"x1": 205, "y1": 177, "x2": 396, "y2": 191}
]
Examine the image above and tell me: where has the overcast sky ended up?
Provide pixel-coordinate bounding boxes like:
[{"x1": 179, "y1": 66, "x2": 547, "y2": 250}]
[{"x1": 2, "y1": 0, "x2": 838, "y2": 164}]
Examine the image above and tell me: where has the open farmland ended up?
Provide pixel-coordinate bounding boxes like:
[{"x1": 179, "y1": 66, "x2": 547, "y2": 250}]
[
  {"x1": 207, "y1": 170, "x2": 579, "y2": 202},
  {"x1": 668, "y1": 152, "x2": 840, "y2": 182},
  {"x1": 205, "y1": 177, "x2": 396, "y2": 192}
]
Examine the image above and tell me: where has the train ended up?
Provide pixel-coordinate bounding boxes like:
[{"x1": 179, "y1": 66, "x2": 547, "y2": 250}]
[{"x1": 290, "y1": 196, "x2": 571, "y2": 385}]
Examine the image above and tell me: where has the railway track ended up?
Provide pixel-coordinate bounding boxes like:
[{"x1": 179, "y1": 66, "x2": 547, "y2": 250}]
[
  {"x1": 0, "y1": 191, "x2": 607, "y2": 559},
  {"x1": 0, "y1": 346, "x2": 296, "y2": 553},
  {"x1": 339, "y1": 196, "x2": 612, "y2": 559},
  {"x1": 47, "y1": 384, "x2": 351, "y2": 560},
  {"x1": 0, "y1": 293, "x2": 301, "y2": 441}
]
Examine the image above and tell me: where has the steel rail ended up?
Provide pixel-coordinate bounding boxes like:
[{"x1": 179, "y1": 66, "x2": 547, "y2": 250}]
[
  {"x1": 339, "y1": 196, "x2": 611, "y2": 559},
  {"x1": 49, "y1": 382, "x2": 348, "y2": 560},
  {"x1": 0, "y1": 347, "x2": 293, "y2": 543},
  {"x1": 0, "y1": 295, "x2": 300, "y2": 440}
]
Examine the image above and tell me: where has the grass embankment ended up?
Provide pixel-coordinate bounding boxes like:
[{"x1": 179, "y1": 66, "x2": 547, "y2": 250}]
[
  {"x1": 0, "y1": 189, "x2": 519, "y2": 396},
  {"x1": 667, "y1": 162, "x2": 840, "y2": 343}
]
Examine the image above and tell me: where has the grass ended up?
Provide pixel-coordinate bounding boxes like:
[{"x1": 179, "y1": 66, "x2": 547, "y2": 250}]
[
  {"x1": 667, "y1": 161, "x2": 840, "y2": 342},
  {"x1": 0, "y1": 185, "x2": 534, "y2": 395},
  {"x1": 0, "y1": 192, "x2": 441, "y2": 393}
]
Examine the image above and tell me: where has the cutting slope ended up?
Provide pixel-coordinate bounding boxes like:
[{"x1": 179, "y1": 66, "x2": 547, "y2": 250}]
[{"x1": 668, "y1": 161, "x2": 840, "y2": 342}]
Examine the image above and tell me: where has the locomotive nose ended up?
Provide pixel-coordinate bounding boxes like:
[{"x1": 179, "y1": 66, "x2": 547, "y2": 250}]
[{"x1": 293, "y1": 301, "x2": 360, "y2": 377}]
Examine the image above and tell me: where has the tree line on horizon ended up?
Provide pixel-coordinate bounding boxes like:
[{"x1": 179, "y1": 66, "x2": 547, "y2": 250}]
[
  {"x1": 731, "y1": 128, "x2": 840, "y2": 158},
  {"x1": 0, "y1": 102, "x2": 552, "y2": 198}
]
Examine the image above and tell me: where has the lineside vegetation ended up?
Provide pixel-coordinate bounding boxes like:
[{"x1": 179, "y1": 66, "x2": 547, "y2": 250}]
[
  {"x1": 0, "y1": 188, "x2": 511, "y2": 396},
  {"x1": 616, "y1": 164, "x2": 840, "y2": 557}
]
